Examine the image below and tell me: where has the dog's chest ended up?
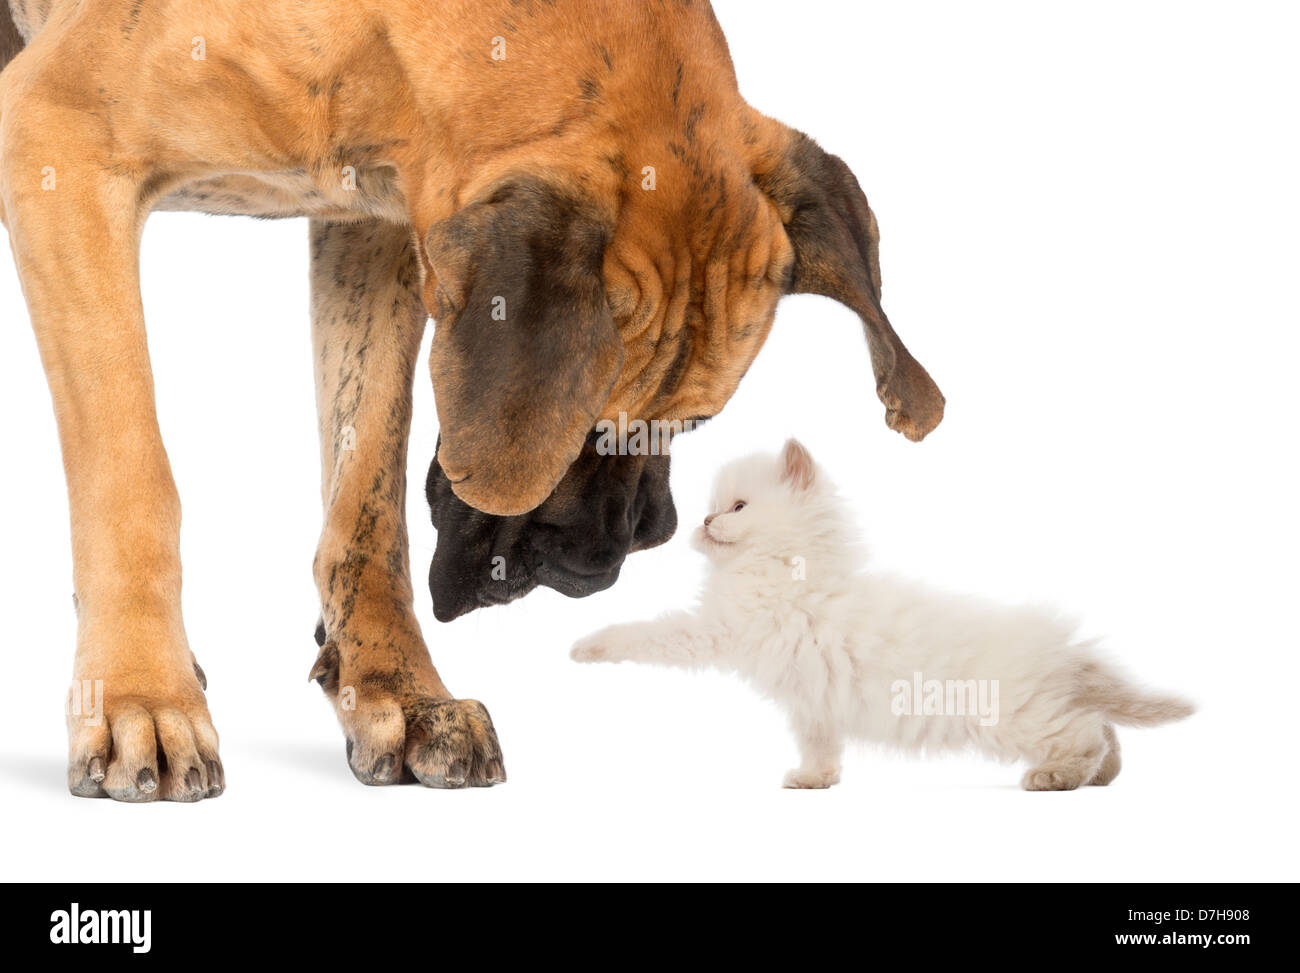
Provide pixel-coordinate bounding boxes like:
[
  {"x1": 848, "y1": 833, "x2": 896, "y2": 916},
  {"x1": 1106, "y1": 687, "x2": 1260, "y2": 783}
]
[{"x1": 154, "y1": 167, "x2": 407, "y2": 223}]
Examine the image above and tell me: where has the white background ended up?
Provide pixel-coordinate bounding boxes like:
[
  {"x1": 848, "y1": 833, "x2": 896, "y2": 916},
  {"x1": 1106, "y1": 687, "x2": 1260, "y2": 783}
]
[{"x1": 1, "y1": 0, "x2": 1296, "y2": 881}]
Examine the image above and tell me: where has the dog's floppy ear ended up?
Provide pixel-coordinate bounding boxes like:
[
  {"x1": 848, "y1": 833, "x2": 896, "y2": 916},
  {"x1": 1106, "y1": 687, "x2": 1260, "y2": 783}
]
[
  {"x1": 425, "y1": 179, "x2": 624, "y2": 517},
  {"x1": 760, "y1": 132, "x2": 945, "y2": 442}
]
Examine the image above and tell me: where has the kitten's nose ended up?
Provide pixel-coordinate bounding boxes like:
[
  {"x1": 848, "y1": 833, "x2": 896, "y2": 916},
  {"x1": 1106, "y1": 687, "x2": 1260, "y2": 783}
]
[{"x1": 703, "y1": 514, "x2": 717, "y2": 527}]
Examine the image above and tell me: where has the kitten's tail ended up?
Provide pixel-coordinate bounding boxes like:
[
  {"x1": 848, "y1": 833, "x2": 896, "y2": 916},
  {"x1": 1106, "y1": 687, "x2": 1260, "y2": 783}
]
[{"x1": 1074, "y1": 661, "x2": 1195, "y2": 727}]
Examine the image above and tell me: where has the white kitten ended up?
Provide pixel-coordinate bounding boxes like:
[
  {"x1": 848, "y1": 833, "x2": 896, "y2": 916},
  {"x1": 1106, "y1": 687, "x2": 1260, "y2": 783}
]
[{"x1": 572, "y1": 439, "x2": 1193, "y2": 790}]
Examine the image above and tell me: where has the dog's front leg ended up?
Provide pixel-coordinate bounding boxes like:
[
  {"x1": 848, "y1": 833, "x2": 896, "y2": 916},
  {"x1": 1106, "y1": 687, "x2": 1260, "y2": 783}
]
[
  {"x1": 308, "y1": 219, "x2": 505, "y2": 788},
  {"x1": 1, "y1": 107, "x2": 220, "y2": 802}
]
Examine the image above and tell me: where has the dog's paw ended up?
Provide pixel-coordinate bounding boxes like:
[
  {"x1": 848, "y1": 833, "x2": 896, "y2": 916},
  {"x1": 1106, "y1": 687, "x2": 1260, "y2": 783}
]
[
  {"x1": 339, "y1": 695, "x2": 506, "y2": 789},
  {"x1": 66, "y1": 676, "x2": 223, "y2": 803},
  {"x1": 402, "y1": 698, "x2": 506, "y2": 788},
  {"x1": 783, "y1": 767, "x2": 841, "y2": 790},
  {"x1": 311, "y1": 644, "x2": 505, "y2": 788}
]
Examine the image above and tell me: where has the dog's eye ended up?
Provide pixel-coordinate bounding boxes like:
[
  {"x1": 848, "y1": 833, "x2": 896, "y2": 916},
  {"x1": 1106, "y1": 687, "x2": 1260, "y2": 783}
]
[{"x1": 730, "y1": 501, "x2": 747, "y2": 513}]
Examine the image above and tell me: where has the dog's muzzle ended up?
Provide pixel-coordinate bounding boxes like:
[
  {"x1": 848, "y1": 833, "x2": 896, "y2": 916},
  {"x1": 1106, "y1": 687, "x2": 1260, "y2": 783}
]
[{"x1": 426, "y1": 438, "x2": 678, "y2": 622}]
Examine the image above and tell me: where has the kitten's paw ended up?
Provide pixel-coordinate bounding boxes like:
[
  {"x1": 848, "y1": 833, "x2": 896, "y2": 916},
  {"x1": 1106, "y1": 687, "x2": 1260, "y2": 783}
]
[
  {"x1": 1021, "y1": 766, "x2": 1086, "y2": 791},
  {"x1": 783, "y1": 768, "x2": 841, "y2": 790},
  {"x1": 570, "y1": 630, "x2": 620, "y2": 663}
]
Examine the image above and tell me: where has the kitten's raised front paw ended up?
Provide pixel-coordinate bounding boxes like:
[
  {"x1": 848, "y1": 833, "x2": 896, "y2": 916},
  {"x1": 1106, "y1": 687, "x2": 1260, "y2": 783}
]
[
  {"x1": 783, "y1": 767, "x2": 841, "y2": 790},
  {"x1": 571, "y1": 633, "x2": 614, "y2": 663}
]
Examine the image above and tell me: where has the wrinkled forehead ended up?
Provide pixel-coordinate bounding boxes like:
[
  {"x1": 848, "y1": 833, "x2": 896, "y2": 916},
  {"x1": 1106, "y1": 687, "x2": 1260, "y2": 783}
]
[
  {"x1": 605, "y1": 162, "x2": 794, "y2": 288},
  {"x1": 600, "y1": 179, "x2": 793, "y2": 423}
]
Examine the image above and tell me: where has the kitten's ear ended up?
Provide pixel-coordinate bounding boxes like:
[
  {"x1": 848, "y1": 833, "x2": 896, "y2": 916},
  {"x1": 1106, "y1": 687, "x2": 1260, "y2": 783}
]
[{"x1": 781, "y1": 439, "x2": 816, "y2": 492}]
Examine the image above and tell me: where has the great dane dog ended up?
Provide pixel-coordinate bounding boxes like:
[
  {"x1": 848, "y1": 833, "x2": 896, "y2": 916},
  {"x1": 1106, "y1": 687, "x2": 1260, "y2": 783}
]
[{"x1": 0, "y1": 0, "x2": 943, "y2": 801}]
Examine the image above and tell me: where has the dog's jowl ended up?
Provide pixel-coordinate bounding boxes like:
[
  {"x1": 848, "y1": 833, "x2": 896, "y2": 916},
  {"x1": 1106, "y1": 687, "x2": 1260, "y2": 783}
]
[{"x1": 0, "y1": 0, "x2": 943, "y2": 800}]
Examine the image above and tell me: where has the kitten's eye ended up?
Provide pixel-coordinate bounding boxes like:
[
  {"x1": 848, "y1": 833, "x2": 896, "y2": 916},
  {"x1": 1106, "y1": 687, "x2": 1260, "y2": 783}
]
[{"x1": 730, "y1": 501, "x2": 747, "y2": 513}]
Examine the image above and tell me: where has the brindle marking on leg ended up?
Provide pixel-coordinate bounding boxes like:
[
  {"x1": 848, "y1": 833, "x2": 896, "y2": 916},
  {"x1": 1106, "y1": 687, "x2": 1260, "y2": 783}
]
[
  {"x1": 122, "y1": 0, "x2": 145, "y2": 38},
  {"x1": 307, "y1": 218, "x2": 505, "y2": 787},
  {"x1": 359, "y1": 669, "x2": 410, "y2": 696},
  {"x1": 684, "y1": 103, "x2": 706, "y2": 144}
]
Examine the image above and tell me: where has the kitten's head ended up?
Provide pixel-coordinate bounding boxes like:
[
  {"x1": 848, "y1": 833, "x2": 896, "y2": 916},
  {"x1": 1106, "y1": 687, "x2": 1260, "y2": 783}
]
[{"x1": 693, "y1": 439, "x2": 849, "y2": 567}]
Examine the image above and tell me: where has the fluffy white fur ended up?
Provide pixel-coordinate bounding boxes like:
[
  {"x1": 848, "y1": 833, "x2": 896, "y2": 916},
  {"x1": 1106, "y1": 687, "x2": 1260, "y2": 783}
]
[{"x1": 572, "y1": 440, "x2": 1193, "y2": 790}]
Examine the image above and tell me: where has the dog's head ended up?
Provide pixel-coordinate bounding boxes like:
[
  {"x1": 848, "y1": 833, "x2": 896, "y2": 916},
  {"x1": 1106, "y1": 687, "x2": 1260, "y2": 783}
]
[{"x1": 422, "y1": 62, "x2": 944, "y2": 619}]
